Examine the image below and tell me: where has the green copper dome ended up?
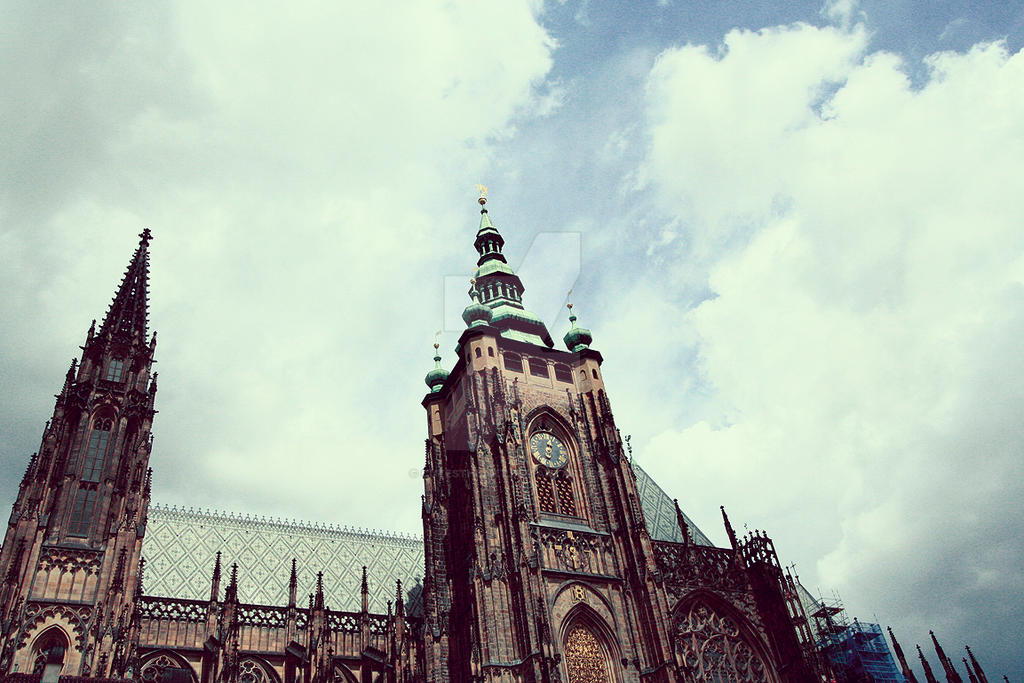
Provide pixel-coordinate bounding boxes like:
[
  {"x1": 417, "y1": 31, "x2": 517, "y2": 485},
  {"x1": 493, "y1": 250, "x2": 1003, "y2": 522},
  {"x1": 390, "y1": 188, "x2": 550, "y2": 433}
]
[
  {"x1": 563, "y1": 306, "x2": 593, "y2": 352},
  {"x1": 424, "y1": 345, "x2": 449, "y2": 392}
]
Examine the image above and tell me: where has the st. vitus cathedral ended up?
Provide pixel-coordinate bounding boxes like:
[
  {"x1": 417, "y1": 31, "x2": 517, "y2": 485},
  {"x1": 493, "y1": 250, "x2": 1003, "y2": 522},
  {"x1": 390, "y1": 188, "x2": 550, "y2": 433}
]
[{"x1": 2, "y1": 196, "x2": 949, "y2": 683}]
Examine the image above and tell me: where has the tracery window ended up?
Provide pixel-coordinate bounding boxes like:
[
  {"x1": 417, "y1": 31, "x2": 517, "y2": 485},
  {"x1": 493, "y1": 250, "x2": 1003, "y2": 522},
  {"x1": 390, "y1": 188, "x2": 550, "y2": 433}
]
[
  {"x1": 564, "y1": 624, "x2": 610, "y2": 683},
  {"x1": 82, "y1": 417, "x2": 113, "y2": 482},
  {"x1": 239, "y1": 659, "x2": 270, "y2": 683},
  {"x1": 141, "y1": 654, "x2": 181, "y2": 683},
  {"x1": 30, "y1": 630, "x2": 67, "y2": 676},
  {"x1": 529, "y1": 358, "x2": 549, "y2": 378},
  {"x1": 674, "y1": 600, "x2": 771, "y2": 683}
]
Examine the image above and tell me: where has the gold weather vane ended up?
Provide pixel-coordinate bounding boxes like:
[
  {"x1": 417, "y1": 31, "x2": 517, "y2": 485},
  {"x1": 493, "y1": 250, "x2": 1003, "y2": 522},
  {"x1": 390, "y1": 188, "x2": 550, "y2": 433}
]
[{"x1": 476, "y1": 184, "x2": 488, "y2": 205}]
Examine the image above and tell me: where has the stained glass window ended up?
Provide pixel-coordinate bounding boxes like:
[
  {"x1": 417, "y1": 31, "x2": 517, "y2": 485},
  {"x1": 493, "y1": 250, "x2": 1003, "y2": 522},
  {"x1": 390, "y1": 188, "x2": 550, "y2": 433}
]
[{"x1": 564, "y1": 624, "x2": 610, "y2": 683}]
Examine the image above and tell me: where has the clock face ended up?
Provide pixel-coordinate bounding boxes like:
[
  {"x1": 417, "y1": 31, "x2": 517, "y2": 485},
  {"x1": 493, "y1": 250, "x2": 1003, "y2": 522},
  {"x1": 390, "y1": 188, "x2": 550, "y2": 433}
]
[{"x1": 530, "y1": 432, "x2": 568, "y2": 469}]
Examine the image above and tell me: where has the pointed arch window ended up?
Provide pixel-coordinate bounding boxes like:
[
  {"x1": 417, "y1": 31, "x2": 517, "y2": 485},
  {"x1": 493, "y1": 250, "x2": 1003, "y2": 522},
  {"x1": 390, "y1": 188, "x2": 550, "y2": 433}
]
[
  {"x1": 141, "y1": 654, "x2": 194, "y2": 683},
  {"x1": 82, "y1": 417, "x2": 113, "y2": 482},
  {"x1": 564, "y1": 623, "x2": 611, "y2": 683},
  {"x1": 239, "y1": 659, "x2": 270, "y2": 683},
  {"x1": 529, "y1": 416, "x2": 582, "y2": 519},
  {"x1": 31, "y1": 629, "x2": 68, "y2": 677},
  {"x1": 674, "y1": 599, "x2": 771, "y2": 683}
]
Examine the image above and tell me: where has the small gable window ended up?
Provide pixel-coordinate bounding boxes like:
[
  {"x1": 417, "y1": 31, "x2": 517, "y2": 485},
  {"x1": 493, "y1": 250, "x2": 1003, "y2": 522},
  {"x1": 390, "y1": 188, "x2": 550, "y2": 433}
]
[
  {"x1": 475, "y1": 347, "x2": 482, "y2": 359},
  {"x1": 529, "y1": 358, "x2": 549, "y2": 378},
  {"x1": 504, "y1": 353, "x2": 523, "y2": 373}
]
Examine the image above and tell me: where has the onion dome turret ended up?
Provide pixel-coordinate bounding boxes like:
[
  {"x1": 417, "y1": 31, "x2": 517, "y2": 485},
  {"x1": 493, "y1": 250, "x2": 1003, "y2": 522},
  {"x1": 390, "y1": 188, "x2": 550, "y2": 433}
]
[
  {"x1": 563, "y1": 302, "x2": 593, "y2": 352},
  {"x1": 424, "y1": 342, "x2": 449, "y2": 392}
]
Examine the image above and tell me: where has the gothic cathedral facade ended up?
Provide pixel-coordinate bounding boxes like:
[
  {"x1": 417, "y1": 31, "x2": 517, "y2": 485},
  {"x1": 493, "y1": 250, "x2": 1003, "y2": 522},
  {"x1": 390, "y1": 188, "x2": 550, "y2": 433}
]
[{"x1": 0, "y1": 201, "x2": 822, "y2": 683}]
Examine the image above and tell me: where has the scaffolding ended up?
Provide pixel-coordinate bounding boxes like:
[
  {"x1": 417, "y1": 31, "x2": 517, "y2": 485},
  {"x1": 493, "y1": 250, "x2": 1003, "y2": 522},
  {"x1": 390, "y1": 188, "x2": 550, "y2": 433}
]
[
  {"x1": 819, "y1": 618, "x2": 907, "y2": 683},
  {"x1": 798, "y1": 587, "x2": 906, "y2": 683}
]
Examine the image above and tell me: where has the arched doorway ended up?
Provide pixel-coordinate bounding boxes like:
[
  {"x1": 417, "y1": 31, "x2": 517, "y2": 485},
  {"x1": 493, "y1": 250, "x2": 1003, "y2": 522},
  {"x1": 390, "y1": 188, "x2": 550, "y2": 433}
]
[{"x1": 673, "y1": 596, "x2": 775, "y2": 683}]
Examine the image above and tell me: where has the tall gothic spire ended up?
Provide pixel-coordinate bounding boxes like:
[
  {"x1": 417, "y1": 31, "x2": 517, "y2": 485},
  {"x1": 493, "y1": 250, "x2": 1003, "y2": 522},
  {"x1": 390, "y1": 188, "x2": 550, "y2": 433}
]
[
  {"x1": 888, "y1": 627, "x2": 919, "y2": 683},
  {"x1": 965, "y1": 646, "x2": 989, "y2": 683},
  {"x1": 99, "y1": 229, "x2": 152, "y2": 340},
  {"x1": 931, "y1": 631, "x2": 963, "y2": 683},
  {"x1": 918, "y1": 644, "x2": 940, "y2": 683},
  {"x1": 721, "y1": 505, "x2": 739, "y2": 549},
  {"x1": 467, "y1": 189, "x2": 553, "y2": 347}
]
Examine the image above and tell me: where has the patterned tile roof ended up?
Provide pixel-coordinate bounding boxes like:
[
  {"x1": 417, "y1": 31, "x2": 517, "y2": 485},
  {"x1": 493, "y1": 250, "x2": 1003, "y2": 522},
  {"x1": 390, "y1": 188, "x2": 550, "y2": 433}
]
[
  {"x1": 141, "y1": 465, "x2": 712, "y2": 613},
  {"x1": 632, "y1": 463, "x2": 714, "y2": 546},
  {"x1": 142, "y1": 505, "x2": 425, "y2": 614}
]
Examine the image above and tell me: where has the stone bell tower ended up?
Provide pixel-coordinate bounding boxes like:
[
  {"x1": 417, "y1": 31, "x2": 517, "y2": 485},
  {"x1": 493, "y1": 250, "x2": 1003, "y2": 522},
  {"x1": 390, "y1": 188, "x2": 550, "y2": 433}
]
[
  {"x1": 419, "y1": 193, "x2": 819, "y2": 683},
  {"x1": 0, "y1": 230, "x2": 158, "y2": 679},
  {"x1": 419, "y1": 193, "x2": 679, "y2": 683}
]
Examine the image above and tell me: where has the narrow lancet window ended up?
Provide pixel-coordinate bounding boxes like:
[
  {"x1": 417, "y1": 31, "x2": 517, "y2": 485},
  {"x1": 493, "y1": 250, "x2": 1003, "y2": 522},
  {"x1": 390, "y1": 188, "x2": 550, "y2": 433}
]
[
  {"x1": 82, "y1": 418, "x2": 112, "y2": 482},
  {"x1": 68, "y1": 488, "x2": 98, "y2": 537},
  {"x1": 106, "y1": 358, "x2": 125, "y2": 382}
]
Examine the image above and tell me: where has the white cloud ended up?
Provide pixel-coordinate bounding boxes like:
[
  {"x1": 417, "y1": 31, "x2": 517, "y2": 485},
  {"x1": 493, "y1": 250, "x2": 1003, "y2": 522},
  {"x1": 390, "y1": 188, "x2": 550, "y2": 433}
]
[
  {"x1": 0, "y1": 1, "x2": 556, "y2": 530},
  {"x1": 638, "y1": 21, "x2": 1024, "y2": 656}
]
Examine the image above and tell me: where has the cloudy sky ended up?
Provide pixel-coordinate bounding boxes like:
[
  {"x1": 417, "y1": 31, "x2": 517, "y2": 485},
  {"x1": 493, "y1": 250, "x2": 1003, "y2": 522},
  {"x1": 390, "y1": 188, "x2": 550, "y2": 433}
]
[{"x1": 1, "y1": 0, "x2": 1022, "y2": 678}]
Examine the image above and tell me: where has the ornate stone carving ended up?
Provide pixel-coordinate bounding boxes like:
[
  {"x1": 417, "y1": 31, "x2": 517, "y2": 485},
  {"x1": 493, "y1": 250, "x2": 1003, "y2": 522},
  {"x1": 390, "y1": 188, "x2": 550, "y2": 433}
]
[
  {"x1": 37, "y1": 546, "x2": 103, "y2": 575},
  {"x1": 536, "y1": 527, "x2": 611, "y2": 575},
  {"x1": 673, "y1": 599, "x2": 770, "y2": 683},
  {"x1": 654, "y1": 541, "x2": 747, "y2": 596},
  {"x1": 136, "y1": 596, "x2": 206, "y2": 623}
]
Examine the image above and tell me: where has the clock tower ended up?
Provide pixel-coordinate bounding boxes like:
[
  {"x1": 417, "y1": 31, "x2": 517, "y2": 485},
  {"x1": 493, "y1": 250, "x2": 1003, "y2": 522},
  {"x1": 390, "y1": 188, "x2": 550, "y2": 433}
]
[{"x1": 419, "y1": 195, "x2": 818, "y2": 683}]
